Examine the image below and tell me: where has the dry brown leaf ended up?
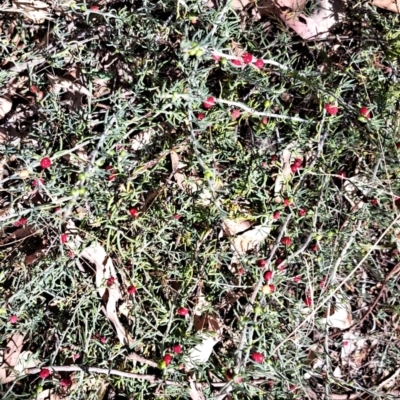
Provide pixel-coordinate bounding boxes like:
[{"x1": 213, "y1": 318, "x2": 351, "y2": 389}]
[
  {"x1": 230, "y1": 0, "x2": 251, "y2": 9},
  {"x1": 47, "y1": 74, "x2": 91, "y2": 97},
  {"x1": 221, "y1": 218, "x2": 253, "y2": 236},
  {"x1": 372, "y1": 0, "x2": 400, "y2": 13},
  {"x1": 259, "y1": 0, "x2": 345, "y2": 40},
  {"x1": 0, "y1": 333, "x2": 39, "y2": 384},
  {"x1": 9, "y1": 0, "x2": 51, "y2": 24},
  {"x1": 0, "y1": 95, "x2": 12, "y2": 119},
  {"x1": 320, "y1": 296, "x2": 352, "y2": 330},
  {"x1": 189, "y1": 379, "x2": 206, "y2": 400},
  {"x1": 131, "y1": 130, "x2": 153, "y2": 151},
  {"x1": 79, "y1": 243, "x2": 134, "y2": 346}
]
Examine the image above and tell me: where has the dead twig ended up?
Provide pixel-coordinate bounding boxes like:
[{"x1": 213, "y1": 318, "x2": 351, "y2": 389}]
[{"x1": 27, "y1": 366, "x2": 180, "y2": 386}]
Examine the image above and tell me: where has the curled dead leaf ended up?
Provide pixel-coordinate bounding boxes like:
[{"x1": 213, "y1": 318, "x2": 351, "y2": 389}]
[
  {"x1": 372, "y1": 0, "x2": 400, "y2": 13},
  {"x1": 0, "y1": 95, "x2": 13, "y2": 119},
  {"x1": 79, "y1": 243, "x2": 134, "y2": 345}
]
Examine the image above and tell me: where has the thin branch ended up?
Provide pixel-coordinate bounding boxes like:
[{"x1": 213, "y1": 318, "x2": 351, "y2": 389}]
[
  {"x1": 27, "y1": 366, "x2": 179, "y2": 386},
  {"x1": 217, "y1": 99, "x2": 308, "y2": 122}
]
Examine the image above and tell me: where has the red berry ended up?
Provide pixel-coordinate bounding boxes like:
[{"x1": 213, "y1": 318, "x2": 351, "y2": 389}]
[
  {"x1": 251, "y1": 352, "x2": 265, "y2": 363},
  {"x1": 268, "y1": 284, "x2": 275, "y2": 293},
  {"x1": 60, "y1": 377, "x2": 72, "y2": 387},
  {"x1": 13, "y1": 217, "x2": 27, "y2": 227},
  {"x1": 254, "y1": 59, "x2": 264, "y2": 70},
  {"x1": 203, "y1": 97, "x2": 216, "y2": 109},
  {"x1": 298, "y1": 207, "x2": 307, "y2": 217},
  {"x1": 283, "y1": 198, "x2": 293, "y2": 207},
  {"x1": 172, "y1": 344, "x2": 183, "y2": 354},
  {"x1": 173, "y1": 214, "x2": 181, "y2": 220},
  {"x1": 127, "y1": 285, "x2": 136, "y2": 295},
  {"x1": 106, "y1": 277, "x2": 115, "y2": 286},
  {"x1": 73, "y1": 353, "x2": 80, "y2": 361},
  {"x1": 231, "y1": 59, "x2": 242, "y2": 66},
  {"x1": 370, "y1": 198, "x2": 378, "y2": 206},
  {"x1": 9, "y1": 315, "x2": 18, "y2": 324},
  {"x1": 231, "y1": 109, "x2": 241, "y2": 120},
  {"x1": 60, "y1": 233, "x2": 68, "y2": 244},
  {"x1": 177, "y1": 307, "x2": 189, "y2": 316},
  {"x1": 39, "y1": 368, "x2": 50, "y2": 379},
  {"x1": 242, "y1": 53, "x2": 253, "y2": 64},
  {"x1": 275, "y1": 258, "x2": 284, "y2": 268},
  {"x1": 100, "y1": 336, "x2": 107, "y2": 344},
  {"x1": 359, "y1": 106, "x2": 371, "y2": 119},
  {"x1": 163, "y1": 354, "x2": 173, "y2": 365},
  {"x1": 257, "y1": 259, "x2": 266, "y2": 267},
  {"x1": 262, "y1": 116, "x2": 268, "y2": 125},
  {"x1": 263, "y1": 270, "x2": 273, "y2": 280},
  {"x1": 293, "y1": 158, "x2": 302, "y2": 167},
  {"x1": 90, "y1": 5, "x2": 99, "y2": 11},
  {"x1": 40, "y1": 157, "x2": 52, "y2": 169},
  {"x1": 30, "y1": 85, "x2": 39, "y2": 94},
  {"x1": 293, "y1": 275, "x2": 301, "y2": 283},
  {"x1": 304, "y1": 297, "x2": 312, "y2": 306},
  {"x1": 290, "y1": 164, "x2": 299, "y2": 173},
  {"x1": 129, "y1": 208, "x2": 139, "y2": 218},
  {"x1": 212, "y1": 54, "x2": 221, "y2": 61},
  {"x1": 273, "y1": 211, "x2": 280, "y2": 220},
  {"x1": 281, "y1": 237, "x2": 291, "y2": 246},
  {"x1": 311, "y1": 244, "x2": 318, "y2": 252},
  {"x1": 197, "y1": 113, "x2": 205, "y2": 120},
  {"x1": 324, "y1": 104, "x2": 339, "y2": 116},
  {"x1": 342, "y1": 341, "x2": 349, "y2": 346}
]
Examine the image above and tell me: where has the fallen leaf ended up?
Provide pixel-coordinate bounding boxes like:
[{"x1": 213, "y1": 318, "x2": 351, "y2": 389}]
[
  {"x1": 0, "y1": 95, "x2": 12, "y2": 119},
  {"x1": 320, "y1": 295, "x2": 352, "y2": 330},
  {"x1": 8, "y1": 0, "x2": 51, "y2": 24},
  {"x1": 230, "y1": 224, "x2": 272, "y2": 269},
  {"x1": 372, "y1": 0, "x2": 400, "y2": 13},
  {"x1": 79, "y1": 243, "x2": 134, "y2": 346},
  {"x1": 221, "y1": 218, "x2": 253, "y2": 237},
  {"x1": 0, "y1": 333, "x2": 39, "y2": 384},
  {"x1": 47, "y1": 74, "x2": 91, "y2": 97},
  {"x1": 189, "y1": 379, "x2": 206, "y2": 400},
  {"x1": 131, "y1": 130, "x2": 153, "y2": 151},
  {"x1": 259, "y1": 0, "x2": 345, "y2": 40}
]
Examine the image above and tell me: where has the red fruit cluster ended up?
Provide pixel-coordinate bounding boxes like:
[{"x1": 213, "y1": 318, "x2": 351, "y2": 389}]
[
  {"x1": 263, "y1": 270, "x2": 272, "y2": 281},
  {"x1": 163, "y1": 353, "x2": 173, "y2": 365},
  {"x1": 106, "y1": 276, "x2": 115, "y2": 286},
  {"x1": 231, "y1": 109, "x2": 241, "y2": 120},
  {"x1": 40, "y1": 157, "x2": 52, "y2": 169},
  {"x1": 203, "y1": 97, "x2": 216, "y2": 109},
  {"x1": 257, "y1": 259, "x2": 266, "y2": 267},
  {"x1": 298, "y1": 207, "x2": 307, "y2": 217},
  {"x1": 291, "y1": 158, "x2": 302, "y2": 174},
  {"x1": 359, "y1": 106, "x2": 371, "y2": 119},
  {"x1": 177, "y1": 307, "x2": 189, "y2": 316},
  {"x1": 304, "y1": 297, "x2": 312, "y2": 306},
  {"x1": 324, "y1": 104, "x2": 339, "y2": 116},
  {"x1": 13, "y1": 217, "x2": 27, "y2": 227},
  {"x1": 129, "y1": 208, "x2": 139, "y2": 218},
  {"x1": 251, "y1": 352, "x2": 265, "y2": 363},
  {"x1": 127, "y1": 285, "x2": 136, "y2": 295},
  {"x1": 39, "y1": 368, "x2": 50, "y2": 379},
  {"x1": 172, "y1": 344, "x2": 183, "y2": 354}
]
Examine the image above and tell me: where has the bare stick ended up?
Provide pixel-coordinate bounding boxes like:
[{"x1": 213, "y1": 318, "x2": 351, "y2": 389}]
[{"x1": 27, "y1": 366, "x2": 179, "y2": 386}]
